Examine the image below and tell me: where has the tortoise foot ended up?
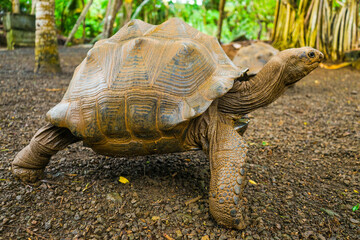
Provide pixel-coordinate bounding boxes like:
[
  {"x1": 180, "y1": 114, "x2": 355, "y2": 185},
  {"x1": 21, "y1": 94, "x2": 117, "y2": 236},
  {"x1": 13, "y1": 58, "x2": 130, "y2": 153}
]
[
  {"x1": 209, "y1": 179, "x2": 248, "y2": 230},
  {"x1": 12, "y1": 165, "x2": 45, "y2": 182}
]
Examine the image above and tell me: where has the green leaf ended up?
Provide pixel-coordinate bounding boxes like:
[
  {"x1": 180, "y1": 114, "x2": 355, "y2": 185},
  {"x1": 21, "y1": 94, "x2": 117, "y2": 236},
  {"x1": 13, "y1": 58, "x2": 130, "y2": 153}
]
[{"x1": 352, "y1": 203, "x2": 359, "y2": 212}]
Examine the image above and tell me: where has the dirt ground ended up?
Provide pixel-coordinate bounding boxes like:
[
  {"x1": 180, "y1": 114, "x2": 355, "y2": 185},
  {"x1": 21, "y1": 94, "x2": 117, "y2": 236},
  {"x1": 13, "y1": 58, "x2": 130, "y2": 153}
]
[{"x1": 0, "y1": 47, "x2": 359, "y2": 240}]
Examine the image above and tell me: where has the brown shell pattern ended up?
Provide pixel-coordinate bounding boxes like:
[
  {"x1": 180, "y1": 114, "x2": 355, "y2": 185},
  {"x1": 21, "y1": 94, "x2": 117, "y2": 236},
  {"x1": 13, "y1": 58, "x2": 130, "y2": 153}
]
[{"x1": 46, "y1": 18, "x2": 246, "y2": 145}]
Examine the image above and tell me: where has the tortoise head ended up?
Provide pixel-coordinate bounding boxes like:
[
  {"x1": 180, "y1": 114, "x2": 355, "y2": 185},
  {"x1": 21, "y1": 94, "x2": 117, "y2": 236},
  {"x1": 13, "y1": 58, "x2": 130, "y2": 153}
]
[
  {"x1": 275, "y1": 47, "x2": 324, "y2": 86},
  {"x1": 217, "y1": 47, "x2": 324, "y2": 116}
]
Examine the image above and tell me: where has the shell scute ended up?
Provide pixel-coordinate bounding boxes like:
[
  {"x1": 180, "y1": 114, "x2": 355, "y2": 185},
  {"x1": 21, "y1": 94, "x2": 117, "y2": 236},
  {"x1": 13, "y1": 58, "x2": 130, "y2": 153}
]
[
  {"x1": 126, "y1": 92, "x2": 161, "y2": 140},
  {"x1": 97, "y1": 94, "x2": 130, "y2": 140}
]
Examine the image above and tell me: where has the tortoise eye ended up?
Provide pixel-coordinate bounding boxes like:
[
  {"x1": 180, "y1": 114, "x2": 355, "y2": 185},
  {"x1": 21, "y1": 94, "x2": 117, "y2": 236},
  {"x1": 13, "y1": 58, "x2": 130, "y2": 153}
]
[{"x1": 308, "y1": 51, "x2": 315, "y2": 58}]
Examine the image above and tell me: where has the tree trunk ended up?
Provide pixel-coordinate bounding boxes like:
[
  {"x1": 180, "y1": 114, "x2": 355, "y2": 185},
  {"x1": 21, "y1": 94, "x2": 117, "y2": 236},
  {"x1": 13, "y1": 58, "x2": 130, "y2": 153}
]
[
  {"x1": 12, "y1": 0, "x2": 20, "y2": 13},
  {"x1": 216, "y1": 0, "x2": 226, "y2": 42},
  {"x1": 103, "y1": 0, "x2": 123, "y2": 38},
  {"x1": 34, "y1": 0, "x2": 61, "y2": 73},
  {"x1": 108, "y1": 0, "x2": 123, "y2": 37},
  {"x1": 102, "y1": 0, "x2": 113, "y2": 38},
  {"x1": 81, "y1": 0, "x2": 86, "y2": 41},
  {"x1": 124, "y1": 0, "x2": 133, "y2": 25},
  {"x1": 31, "y1": 0, "x2": 37, "y2": 14},
  {"x1": 131, "y1": 0, "x2": 151, "y2": 20},
  {"x1": 64, "y1": 0, "x2": 93, "y2": 46}
]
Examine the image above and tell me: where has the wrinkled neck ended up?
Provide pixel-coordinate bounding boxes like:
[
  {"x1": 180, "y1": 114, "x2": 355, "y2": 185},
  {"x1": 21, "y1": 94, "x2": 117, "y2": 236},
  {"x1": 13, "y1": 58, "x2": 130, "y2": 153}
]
[{"x1": 218, "y1": 59, "x2": 286, "y2": 115}]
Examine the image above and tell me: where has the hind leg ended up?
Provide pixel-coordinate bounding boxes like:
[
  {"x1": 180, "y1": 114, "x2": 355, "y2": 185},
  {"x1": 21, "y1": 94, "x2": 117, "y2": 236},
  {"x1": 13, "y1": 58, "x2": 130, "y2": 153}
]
[{"x1": 12, "y1": 123, "x2": 80, "y2": 182}]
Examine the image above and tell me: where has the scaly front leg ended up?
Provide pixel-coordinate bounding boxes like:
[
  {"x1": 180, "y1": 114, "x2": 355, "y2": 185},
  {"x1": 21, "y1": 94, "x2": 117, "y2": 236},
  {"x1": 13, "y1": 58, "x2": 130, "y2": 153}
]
[
  {"x1": 12, "y1": 123, "x2": 79, "y2": 182},
  {"x1": 207, "y1": 122, "x2": 248, "y2": 229}
]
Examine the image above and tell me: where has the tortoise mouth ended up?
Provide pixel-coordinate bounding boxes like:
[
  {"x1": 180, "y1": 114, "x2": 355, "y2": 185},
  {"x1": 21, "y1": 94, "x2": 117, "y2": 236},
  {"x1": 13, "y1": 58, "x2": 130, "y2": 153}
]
[{"x1": 309, "y1": 60, "x2": 321, "y2": 67}]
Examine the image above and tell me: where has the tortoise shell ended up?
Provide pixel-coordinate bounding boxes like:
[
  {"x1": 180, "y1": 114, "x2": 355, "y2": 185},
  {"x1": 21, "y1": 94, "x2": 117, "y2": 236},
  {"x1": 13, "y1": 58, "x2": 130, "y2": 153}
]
[
  {"x1": 46, "y1": 18, "x2": 247, "y2": 156},
  {"x1": 232, "y1": 42, "x2": 279, "y2": 76}
]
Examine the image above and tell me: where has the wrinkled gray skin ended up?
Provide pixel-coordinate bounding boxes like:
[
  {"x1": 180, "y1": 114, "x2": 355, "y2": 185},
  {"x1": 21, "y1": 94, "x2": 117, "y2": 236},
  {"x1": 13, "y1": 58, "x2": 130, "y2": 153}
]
[{"x1": 12, "y1": 47, "x2": 324, "y2": 230}]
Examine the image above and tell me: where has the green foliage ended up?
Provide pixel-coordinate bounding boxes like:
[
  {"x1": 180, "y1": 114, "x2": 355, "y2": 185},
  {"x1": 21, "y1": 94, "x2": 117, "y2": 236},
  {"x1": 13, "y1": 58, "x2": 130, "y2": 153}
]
[
  {"x1": 54, "y1": 0, "x2": 107, "y2": 40},
  {"x1": 353, "y1": 203, "x2": 359, "y2": 212},
  {"x1": 0, "y1": 0, "x2": 12, "y2": 13},
  {"x1": 13, "y1": 0, "x2": 276, "y2": 43},
  {"x1": 222, "y1": 0, "x2": 276, "y2": 41},
  {"x1": 0, "y1": 0, "x2": 32, "y2": 14},
  {"x1": 129, "y1": 0, "x2": 276, "y2": 43}
]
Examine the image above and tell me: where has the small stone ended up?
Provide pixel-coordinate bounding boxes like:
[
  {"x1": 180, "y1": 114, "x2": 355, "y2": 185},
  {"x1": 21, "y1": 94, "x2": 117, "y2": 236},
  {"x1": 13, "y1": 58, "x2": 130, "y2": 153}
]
[
  {"x1": 39, "y1": 183, "x2": 47, "y2": 190},
  {"x1": 230, "y1": 209, "x2": 237, "y2": 217},
  {"x1": 151, "y1": 216, "x2": 160, "y2": 221},
  {"x1": 276, "y1": 223, "x2": 281, "y2": 229},
  {"x1": 16, "y1": 195, "x2": 22, "y2": 201},
  {"x1": 318, "y1": 234, "x2": 326, "y2": 240},
  {"x1": 349, "y1": 218, "x2": 359, "y2": 224},
  {"x1": 351, "y1": 90, "x2": 357, "y2": 95},
  {"x1": 219, "y1": 234, "x2": 227, "y2": 240},
  {"x1": 97, "y1": 216, "x2": 105, "y2": 224},
  {"x1": 75, "y1": 187, "x2": 81, "y2": 191},
  {"x1": 44, "y1": 220, "x2": 51, "y2": 230},
  {"x1": 175, "y1": 229, "x2": 183, "y2": 239},
  {"x1": 106, "y1": 192, "x2": 123, "y2": 203},
  {"x1": 303, "y1": 231, "x2": 314, "y2": 238},
  {"x1": 164, "y1": 205, "x2": 172, "y2": 213},
  {"x1": 74, "y1": 213, "x2": 81, "y2": 220},
  {"x1": 2, "y1": 218, "x2": 9, "y2": 225},
  {"x1": 240, "y1": 168, "x2": 245, "y2": 176}
]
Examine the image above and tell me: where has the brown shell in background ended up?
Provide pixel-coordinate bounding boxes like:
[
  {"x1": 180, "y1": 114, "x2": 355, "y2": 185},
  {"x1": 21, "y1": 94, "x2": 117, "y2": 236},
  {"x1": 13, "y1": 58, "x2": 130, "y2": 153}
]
[
  {"x1": 232, "y1": 42, "x2": 279, "y2": 76},
  {"x1": 46, "y1": 18, "x2": 247, "y2": 146}
]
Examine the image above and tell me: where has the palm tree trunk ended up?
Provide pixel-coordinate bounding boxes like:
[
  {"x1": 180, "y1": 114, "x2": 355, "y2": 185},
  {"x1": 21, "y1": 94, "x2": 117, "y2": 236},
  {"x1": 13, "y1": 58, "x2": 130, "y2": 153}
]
[{"x1": 34, "y1": 0, "x2": 61, "y2": 73}]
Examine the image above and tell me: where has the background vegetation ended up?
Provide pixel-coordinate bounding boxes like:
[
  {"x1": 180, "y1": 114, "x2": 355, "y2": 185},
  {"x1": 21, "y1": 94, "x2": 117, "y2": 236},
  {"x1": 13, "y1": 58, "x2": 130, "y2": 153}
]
[
  {"x1": 1, "y1": 0, "x2": 359, "y2": 60},
  {"x1": 272, "y1": 0, "x2": 359, "y2": 61},
  {"x1": 1, "y1": 0, "x2": 277, "y2": 43}
]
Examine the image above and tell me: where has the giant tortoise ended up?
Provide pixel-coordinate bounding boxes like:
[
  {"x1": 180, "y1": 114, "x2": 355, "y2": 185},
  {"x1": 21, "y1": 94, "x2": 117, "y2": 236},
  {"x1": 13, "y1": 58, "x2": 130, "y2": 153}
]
[{"x1": 12, "y1": 18, "x2": 323, "y2": 229}]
